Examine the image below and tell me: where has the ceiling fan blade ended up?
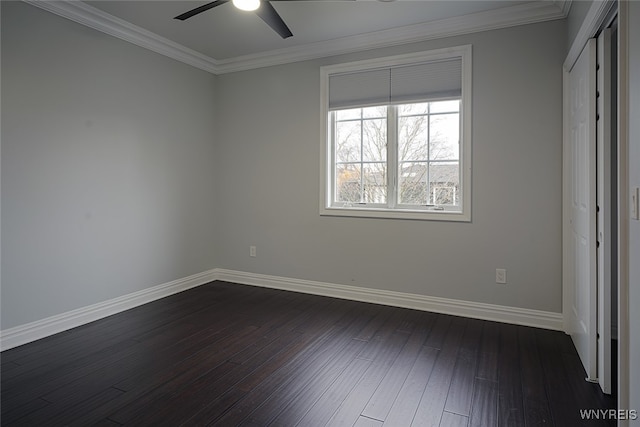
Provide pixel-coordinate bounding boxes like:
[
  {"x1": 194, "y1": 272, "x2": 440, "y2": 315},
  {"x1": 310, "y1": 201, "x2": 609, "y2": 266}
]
[
  {"x1": 174, "y1": 0, "x2": 229, "y2": 21},
  {"x1": 255, "y1": 1, "x2": 293, "y2": 39}
]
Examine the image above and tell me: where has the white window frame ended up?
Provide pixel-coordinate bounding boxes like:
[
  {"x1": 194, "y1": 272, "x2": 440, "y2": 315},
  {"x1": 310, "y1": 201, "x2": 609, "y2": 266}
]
[{"x1": 320, "y1": 45, "x2": 472, "y2": 222}]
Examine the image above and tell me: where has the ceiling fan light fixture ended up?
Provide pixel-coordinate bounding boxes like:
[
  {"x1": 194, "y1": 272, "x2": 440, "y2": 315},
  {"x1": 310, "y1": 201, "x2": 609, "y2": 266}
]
[{"x1": 232, "y1": 0, "x2": 260, "y2": 12}]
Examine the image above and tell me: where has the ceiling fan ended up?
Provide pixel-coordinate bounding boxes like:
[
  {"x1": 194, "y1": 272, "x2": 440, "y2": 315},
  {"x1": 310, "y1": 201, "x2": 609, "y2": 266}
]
[{"x1": 174, "y1": 0, "x2": 355, "y2": 39}]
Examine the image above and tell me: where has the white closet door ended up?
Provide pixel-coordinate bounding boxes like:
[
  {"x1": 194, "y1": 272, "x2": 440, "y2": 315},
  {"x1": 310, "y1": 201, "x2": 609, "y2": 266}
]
[{"x1": 564, "y1": 38, "x2": 597, "y2": 382}]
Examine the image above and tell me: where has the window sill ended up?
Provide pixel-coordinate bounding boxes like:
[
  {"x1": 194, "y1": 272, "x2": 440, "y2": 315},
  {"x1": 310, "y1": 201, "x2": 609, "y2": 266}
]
[{"x1": 320, "y1": 206, "x2": 471, "y2": 222}]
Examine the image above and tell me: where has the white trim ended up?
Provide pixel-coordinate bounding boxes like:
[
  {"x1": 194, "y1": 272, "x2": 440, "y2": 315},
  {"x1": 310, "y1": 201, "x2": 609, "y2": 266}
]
[
  {"x1": 216, "y1": 269, "x2": 564, "y2": 331},
  {"x1": 556, "y1": 0, "x2": 573, "y2": 18},
  {"x1": 0, "y1": 269, "x2": 217, "y2": 351},
  {"x1": 0, "y1": 267, "x2": 563, "y2": 351},
  {"x1": 23, "y1": 0, "x2": 566, "y2": 75},
  {"x1": 596, "y1": 27, "x2": 613, "y2": 394},
  {"x1": 564, "y1": 0, "x2": 616, "y2": 72},
  {"x1": 562, "y1": 68, "x2": 571, "y2": 334},
  {"x1": 216, "y1": 1, "x2": 565, "y2": 74},
  {"x1": 23, "y1": 0, "x2": 219, "y2": 74},
  {"x1": 617, "y1": 0, "x2": 630, "y2": 419},
  {"x1": 319, "y1": 46, "x2": 472, "y2": 222},
  {"x1": 319, "y1": 207, "x2": 470, "y2": 222}
]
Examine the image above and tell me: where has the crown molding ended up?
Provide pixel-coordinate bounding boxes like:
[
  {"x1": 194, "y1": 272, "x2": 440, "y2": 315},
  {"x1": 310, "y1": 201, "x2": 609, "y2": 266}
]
[
  {"x1": 216, "y1": 1, "x2": 567, "y2": 73},
  {"x1": 24, "y1": 0, "x2": 567, "y2": 75},
  {"x1": 555, "y1": 0, "x2": 573, "y2": 17},
  {"x1": 23, "y1": 0, "x2": 219, "y2": 74}
]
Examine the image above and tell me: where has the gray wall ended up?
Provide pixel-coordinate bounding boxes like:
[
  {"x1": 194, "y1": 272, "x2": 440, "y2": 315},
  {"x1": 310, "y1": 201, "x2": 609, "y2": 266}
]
[
  {"x1": 1, "y1": 2, "x2": 219, "y2": 329},
  {"x1": 628, "y1": 1, "x2": 640, "y2": 421},
  {"x1": 1, "y1": 2, "x2": 567, "y2": 332},
  {"x1": 215, "y1": 21, "x2": 566, "y2": 313}
]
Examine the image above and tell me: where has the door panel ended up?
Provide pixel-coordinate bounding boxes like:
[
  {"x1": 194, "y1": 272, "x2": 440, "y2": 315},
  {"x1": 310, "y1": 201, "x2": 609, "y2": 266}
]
[{"x1": 564, "y1": 38, "x2": 597, "y2": 382}]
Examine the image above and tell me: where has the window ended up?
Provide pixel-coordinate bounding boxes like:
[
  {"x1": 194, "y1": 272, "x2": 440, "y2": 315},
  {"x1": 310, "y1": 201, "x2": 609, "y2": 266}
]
[{"x1": 320, "y1": 46, "x2": 472, "y2": 221}]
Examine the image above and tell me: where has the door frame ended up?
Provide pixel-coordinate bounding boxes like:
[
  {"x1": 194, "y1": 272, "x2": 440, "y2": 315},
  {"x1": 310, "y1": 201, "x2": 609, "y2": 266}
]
[
  {"x1": 596, "y1": 27, "x2": 613, "y2": 395},
  {"x1": 563, "y1": 0, "x2": 626, "y2": 402}
]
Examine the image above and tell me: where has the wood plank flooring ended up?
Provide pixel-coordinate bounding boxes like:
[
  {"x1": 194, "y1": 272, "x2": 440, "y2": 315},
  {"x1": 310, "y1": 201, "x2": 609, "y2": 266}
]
[{"x1": 1, "y1": 281, "x2": 616, "y2": 426}]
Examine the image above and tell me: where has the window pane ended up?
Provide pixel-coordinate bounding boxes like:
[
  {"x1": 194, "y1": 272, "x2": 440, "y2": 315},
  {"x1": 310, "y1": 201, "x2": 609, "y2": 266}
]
[
  {"x1": 429, "y1": 162, "x2": 459, "y2": 206},
  {"x1": 363, "y1": 163, "x2": 387, "y2": 203},
  {"x1": 429, "y1": 113, "x2": 459, "y2": 160},
  {"x1": 398, "y1": 102, "x2": 429, "y2": 116},
  {"x1": 323, "y1": 47, "x2": 470, "y2": 220},
  {"x1": 335, "y1": 120, "x2": 361, "y2": 163},
  {"x1": 363, "y1": 118, "x2": 387, "y2": 162},
  {"x1": 430, "y1": 99, "x2": 460, "y2": 114},
  {"x1": 335, "y1": 164, "x2": 361, "y2": 203},
  {"x1": 398, "y1": 116, "x2": 428, "y2": 162},
  {"x1": 335, "y1": 108, "x2": 361, "y2": 121},
  {"x1": 398, "y1": 162, "x2": 428, "y2": 205}
]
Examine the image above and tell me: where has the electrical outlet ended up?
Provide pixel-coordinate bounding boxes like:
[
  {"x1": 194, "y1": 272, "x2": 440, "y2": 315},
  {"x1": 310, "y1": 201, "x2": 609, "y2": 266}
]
[
  {"x1": 496, "y1": 268, "x2": 507, "y2": 284},
  {"x1": 250, "y1": 246, "x2": 256, "y2": 257},
  {"x1": 632, "y1": 187, "x2": 640, "y2": 221}
]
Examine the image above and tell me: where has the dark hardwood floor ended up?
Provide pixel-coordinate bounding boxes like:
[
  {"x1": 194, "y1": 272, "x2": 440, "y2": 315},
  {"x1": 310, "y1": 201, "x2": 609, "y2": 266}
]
[{"x1": 1, "y1": 281, "x2": 616, "y2": 426}]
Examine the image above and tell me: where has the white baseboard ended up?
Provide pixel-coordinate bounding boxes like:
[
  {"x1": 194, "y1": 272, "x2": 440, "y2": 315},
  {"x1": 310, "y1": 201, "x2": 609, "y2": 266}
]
[
  {"x1": 1, "y1": 267, "x2": 563, "y2": 351},
  {"x1": 0, "y1": 269, "x2": 217, "y2": 351},
  {"x1": 216, "y1": 269, "x2": 564, "y2": 331}
]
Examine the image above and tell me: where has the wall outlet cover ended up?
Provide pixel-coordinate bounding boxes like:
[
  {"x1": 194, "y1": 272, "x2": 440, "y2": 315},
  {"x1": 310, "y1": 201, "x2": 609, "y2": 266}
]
[{"x1": 496, "y1": 268, "x2": 507, "y2": 284}]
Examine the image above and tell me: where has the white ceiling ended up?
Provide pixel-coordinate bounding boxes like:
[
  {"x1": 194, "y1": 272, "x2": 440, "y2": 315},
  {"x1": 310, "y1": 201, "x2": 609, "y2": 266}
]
[
  {"x1": 88, "y1": 0, "x2": 535, "y2": 59},
  {"x1": 31, "y1": 0, "x2": 570, "y2": 73}
]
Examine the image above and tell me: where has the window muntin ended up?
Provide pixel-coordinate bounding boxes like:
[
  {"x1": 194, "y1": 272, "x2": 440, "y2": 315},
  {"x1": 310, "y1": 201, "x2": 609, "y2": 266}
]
[
  {"x1": 334, "y1": 106, "x2": 388, "y2": 205},
  {"x1": 331, "y1": 100, "x2": 461, "y2": 210},
  {"x1": 320, "y1": 46, "x2": 471, "y2": 221},
  {"x1": 397, "y1": 100, "x2": 460, "y2": 208}
]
